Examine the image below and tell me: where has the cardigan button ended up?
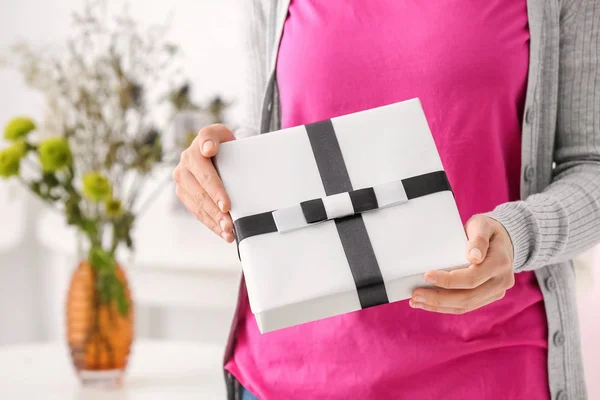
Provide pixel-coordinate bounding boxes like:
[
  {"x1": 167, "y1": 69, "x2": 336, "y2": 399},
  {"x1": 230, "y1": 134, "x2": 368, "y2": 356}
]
[
  {"x1": 524, "y1": 165, "x2": 535, "y2": 182},
  {"x1": 525, "y1": 107, "x2": 534, "y2": 124},
  {"x1": 267, "y1": 101, "x2": 273, "y2": 112},
  {"x1": 553, "y1": 331, "x2": 566, "y2": 347},
  {"x1": 545, "y1": 277, "x2": 557, "y2": 292},
  {"x1": 556, "y1": 390, "x2": 568, "y2": 400}
]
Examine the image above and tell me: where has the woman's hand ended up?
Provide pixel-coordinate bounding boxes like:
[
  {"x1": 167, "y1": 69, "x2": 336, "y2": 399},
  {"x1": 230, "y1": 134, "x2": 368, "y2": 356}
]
[
  {"x1": 410, "y1": 215, "x2": 515, "y2": 314},
  {"x1": 172, "y1": 124, "x2": 236, "y2": 243}
]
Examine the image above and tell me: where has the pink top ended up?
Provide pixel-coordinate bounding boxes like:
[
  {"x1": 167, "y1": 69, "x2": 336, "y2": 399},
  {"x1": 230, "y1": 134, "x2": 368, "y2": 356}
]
[{"x1": 226, "y1": 1, "x2": 550, "y2": 399}]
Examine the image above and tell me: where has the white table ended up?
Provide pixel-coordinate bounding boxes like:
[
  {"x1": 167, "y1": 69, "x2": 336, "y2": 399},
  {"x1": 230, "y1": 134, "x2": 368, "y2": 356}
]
[{"x1": 0, "y1": 340, "x2": 226, "y2": 400}]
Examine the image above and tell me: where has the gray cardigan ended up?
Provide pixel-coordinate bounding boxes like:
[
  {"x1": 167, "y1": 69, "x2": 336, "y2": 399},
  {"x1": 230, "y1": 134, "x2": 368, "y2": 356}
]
[{"x1": 225, "y1": 1, "x2": 600, "y2": 399}]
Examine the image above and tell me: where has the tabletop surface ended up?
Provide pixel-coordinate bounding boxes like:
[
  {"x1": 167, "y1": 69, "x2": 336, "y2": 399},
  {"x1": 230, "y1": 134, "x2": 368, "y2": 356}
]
[{"x1": 0, "y1": 340, "x2": 226, "y2": 400}]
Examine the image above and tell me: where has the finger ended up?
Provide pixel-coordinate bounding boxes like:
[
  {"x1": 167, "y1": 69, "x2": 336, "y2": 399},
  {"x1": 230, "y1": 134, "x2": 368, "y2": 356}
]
[
  {"x1": 179, "y1": 169, "x2": 233, "y2": 233},
  {"x1": 196, "y1": 124, "x2": 236, "y2": 158},
  {"x1": 409, "y1": 301, "x2": 466, "y2": 315},
  {"x1": 425, "y1": 245, "x2": 514, "y2": 290},
  {"x1": 464, "y1": 215, "x2": 494, "y2": 264},
  {"x1": 176, "y1": 185, "x2": 234, "y2": 243},
  {"x1": 410, "y1": 290, "x2": 505, "y2": 314},
  {"x1": 175, "y1": 184, "x2": 220, "y2": 235},
  {"x1": 412, "y1": 278, "x2": 504, "y2": 309},
  {"x1": 424, "y1": 262, "x2": 496, "y2": 289},
  {"x1": 179, "y1": 145, "x2": 231, "y2": 213}
]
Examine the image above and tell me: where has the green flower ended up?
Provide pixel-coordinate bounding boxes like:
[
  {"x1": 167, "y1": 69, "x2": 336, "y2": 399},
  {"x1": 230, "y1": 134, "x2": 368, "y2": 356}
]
[
  {"x1": 83, "y1": 172, "x2": 112, "y2": 202},
  {"x1": 0, "y1": 146, "x2": 21, "y2": 178},
  {"x1": 4, "y1": 117, "x2": 36, "y2": 141},
  {"x1": 105, "y1": 198, "x2": 123, "y2": 218},
  {"x1": 38, "y1": 137, "x2": 72, "y2": 172},
  {"x1": 11, "y1": 140, "x2": 28, "y2": 158}
]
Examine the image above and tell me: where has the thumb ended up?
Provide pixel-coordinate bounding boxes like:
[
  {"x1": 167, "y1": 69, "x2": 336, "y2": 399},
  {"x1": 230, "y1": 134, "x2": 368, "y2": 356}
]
[
  {"x1": 197, "y1": 124, "x2": 236, "y2": 158},
  {"x1": 464, "y1": 215, "x2": 494, "y2": 265}
]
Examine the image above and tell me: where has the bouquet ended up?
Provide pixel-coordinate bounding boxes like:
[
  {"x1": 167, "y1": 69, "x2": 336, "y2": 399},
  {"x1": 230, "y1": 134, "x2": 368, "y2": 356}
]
[{"x1": 0, "y1": 1, "x2": 192, "y2": 316}]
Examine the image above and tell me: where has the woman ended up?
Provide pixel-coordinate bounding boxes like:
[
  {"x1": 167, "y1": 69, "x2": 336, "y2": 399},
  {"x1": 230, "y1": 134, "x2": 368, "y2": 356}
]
[{"x1": 173, "y1": 1, "x2": 600, "y2": 399}]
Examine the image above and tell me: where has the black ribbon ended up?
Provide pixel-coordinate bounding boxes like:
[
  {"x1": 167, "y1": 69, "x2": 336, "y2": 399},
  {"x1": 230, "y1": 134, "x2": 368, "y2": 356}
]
[
  {"x1": 304, "y1": 120, "x2": 389, "y2": 308},
  {"x1": 233, "y1": 170, "x2": 452, "y2": 243}
]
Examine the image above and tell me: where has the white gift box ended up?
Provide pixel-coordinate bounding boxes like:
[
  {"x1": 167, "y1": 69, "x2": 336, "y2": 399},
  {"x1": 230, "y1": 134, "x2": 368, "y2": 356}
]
[{"x1": 215, "y1": 98, "x2": 468, "y2": 333}]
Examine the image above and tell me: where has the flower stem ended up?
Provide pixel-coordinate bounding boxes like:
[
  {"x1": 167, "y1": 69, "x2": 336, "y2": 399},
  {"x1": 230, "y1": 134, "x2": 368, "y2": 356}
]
[{"x1": 16, "y1": 176, "x2": 63, "y2": 215}]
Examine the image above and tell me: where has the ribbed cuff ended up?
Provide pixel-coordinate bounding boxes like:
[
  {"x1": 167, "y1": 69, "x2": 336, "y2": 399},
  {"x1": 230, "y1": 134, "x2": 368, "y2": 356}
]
[{"x1": 485, "y1": 201, "x2": 534, "y2": 272}]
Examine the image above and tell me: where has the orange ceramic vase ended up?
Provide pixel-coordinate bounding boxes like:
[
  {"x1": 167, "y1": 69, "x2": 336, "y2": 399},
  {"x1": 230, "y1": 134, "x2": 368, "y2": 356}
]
[{"x1": 66, "y1": 261, "x2": 134, "y2": 387}]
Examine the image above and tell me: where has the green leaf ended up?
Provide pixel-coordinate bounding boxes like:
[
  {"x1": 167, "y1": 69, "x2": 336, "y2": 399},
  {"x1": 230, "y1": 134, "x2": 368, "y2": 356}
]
[
  {"x1": 112, "y1": 279, "x2": 129, "y2": 316},
  {"x1": 96, "y1": 271, "x2": 113, "y2": 305},
  {"x1": 81, "y1": 219, "x2": 99, "y2": 238},
  {"x1": 42, "y1": 172, "x2": 60, "y2": 187},
  {"x1": 125, "y1": 234, "x2": 133, "y2": 250},
  {"x1": 89, "y1": 247, "x2": 128, "y2": 313},
  {"x1": 112, "y1": 212, "x2": 135, "y2": 249},
  {"x1": 29, "y1": 181, "x2": 41, "y2": 195},
  {"x1": 89, "y1": 247, "x2": 115, "y2": 272},
  {"x1": 65, "y1": 194, "x2": 82, "y2": 226}
]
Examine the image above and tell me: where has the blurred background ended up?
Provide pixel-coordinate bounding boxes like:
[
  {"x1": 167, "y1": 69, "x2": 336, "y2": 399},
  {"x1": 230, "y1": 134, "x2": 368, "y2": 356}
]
[
  {"x1": 0, "y1": 0, "x2": 244, "y2": 398},
  {"x1": 0, "y1": 1, "x2": 598, "y2": 399},
  {"x1": 0, "y1": 0, "x2": 243, "y2": 345}
]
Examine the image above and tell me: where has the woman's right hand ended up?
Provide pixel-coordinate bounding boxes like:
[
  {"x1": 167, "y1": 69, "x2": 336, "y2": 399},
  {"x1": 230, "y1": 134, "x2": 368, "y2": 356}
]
[{"x1": 172, "y1": 124, "x2": 236, "y2": 243}]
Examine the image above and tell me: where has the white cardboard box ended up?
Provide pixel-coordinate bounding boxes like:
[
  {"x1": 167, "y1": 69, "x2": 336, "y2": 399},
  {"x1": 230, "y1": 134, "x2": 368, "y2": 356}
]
[{"x1": 216, "y1": 98, "x2": 468, "y2": 333}]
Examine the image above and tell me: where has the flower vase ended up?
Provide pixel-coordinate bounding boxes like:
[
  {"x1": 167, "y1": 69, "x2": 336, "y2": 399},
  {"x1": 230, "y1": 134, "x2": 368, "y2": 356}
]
[{"x1": 66, "y1": 260, "x2": 134, "y2": 387}]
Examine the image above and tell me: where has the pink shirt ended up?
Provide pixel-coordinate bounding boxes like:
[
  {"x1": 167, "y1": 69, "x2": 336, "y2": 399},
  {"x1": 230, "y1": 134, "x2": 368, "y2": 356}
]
[{"x1": 226, "y1": 1, "x2": 549, "y2": 399}]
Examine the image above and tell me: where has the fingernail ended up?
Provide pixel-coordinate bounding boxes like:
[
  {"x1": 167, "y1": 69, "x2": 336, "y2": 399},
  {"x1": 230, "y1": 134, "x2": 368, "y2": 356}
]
[
  {"x1": 413, "y1": 295, "x2": 426, "y2": 304},
  {"x1": 220, "y1": 231, "x2": 228, "y2": 240},
  {"x1": 217, "y1": 200, "x2": 225, "y2": 212},
  {"x1": 470, "y1": 248, "x2": 483, "y2": 261},
  {"x1": 202, "y1": 140, "x2": 215, "y2": 154},
  {"x1": 424, "y1": 274, "x2": 436, "y2": 284},
  {"x1": 410, "y1": 300, "x2": 423, "y2": 309},
  {"x1": 220, "y1": 219, "x2": 227, "y2": 231}
]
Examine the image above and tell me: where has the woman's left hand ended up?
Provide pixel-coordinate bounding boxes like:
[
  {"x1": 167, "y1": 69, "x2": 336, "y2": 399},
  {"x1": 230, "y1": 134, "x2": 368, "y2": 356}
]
[{"x1": 410, "y1": 215, "x2": 515, "y2": 314}]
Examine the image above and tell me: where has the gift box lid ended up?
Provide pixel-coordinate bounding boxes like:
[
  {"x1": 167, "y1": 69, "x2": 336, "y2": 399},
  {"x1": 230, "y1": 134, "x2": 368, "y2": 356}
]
[{"x1": 215, "y1": 98, "x2": 467, "y2": 316}]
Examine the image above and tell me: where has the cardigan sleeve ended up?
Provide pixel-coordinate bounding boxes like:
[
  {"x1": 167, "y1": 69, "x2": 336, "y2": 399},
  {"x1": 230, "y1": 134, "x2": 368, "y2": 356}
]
[
  {"x1": 234, "y1": 0, "x2": 268, "y2": 139},
  {"x1": 487, "y1": 0, "x2": 600, "y2": 272}
]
